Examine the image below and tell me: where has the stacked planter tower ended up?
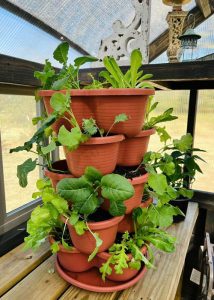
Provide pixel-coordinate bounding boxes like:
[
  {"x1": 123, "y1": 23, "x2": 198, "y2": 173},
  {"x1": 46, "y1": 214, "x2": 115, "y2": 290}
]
[{"x1": 40, "y1": 88, "x2": 155, "y2": 292}]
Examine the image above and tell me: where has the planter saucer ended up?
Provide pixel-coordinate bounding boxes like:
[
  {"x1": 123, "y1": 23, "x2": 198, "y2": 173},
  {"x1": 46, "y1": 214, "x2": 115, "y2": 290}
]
[{"x1": 55, "y1": 258, "x2": 147, "y2": 293}]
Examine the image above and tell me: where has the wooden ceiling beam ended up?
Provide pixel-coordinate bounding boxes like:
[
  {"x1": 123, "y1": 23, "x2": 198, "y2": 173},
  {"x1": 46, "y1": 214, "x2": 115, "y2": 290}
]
[
  {"x1": 196, "y1": 0, "x2": 212, "y2": 17},
  {"x1": 149, "y1": 6, "x2": 214, "y2": 62}
]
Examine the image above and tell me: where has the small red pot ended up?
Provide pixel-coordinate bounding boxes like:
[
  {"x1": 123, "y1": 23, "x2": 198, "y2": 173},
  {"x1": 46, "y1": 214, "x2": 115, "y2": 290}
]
[
  {"x1": 44, "y1": 160, "x2": 73, "y2": 189},
  {"x1": 117, "y1": 128, "x2": 156, "y2": 166},
  {"x1": 61, "y1": 215, "x2": 124, "y2": 255},
  {"x1": 102, "y1": 173, "x2": 148, "y2": 214},
  {"x1": 118, "y1": 198, "x2": 153, "y2": 233},
  {"x1": 49, "y1": 236, "x2": 97, "y2": 272},
  {"x1": 64, "y1": 135, "x2": 124, "y2": 177},
  {"x1": 97, "y1": 246, "x2": 147, "y2": 282},
  {"x1": 39, "y1": 90, "x2": 96, "y2": 133}
]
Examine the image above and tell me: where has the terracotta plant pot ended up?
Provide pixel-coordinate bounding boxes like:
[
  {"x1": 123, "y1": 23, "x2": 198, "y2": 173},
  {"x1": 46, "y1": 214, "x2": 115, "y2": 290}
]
[
  {"x1": 97, "y1": 245, "x2": 147, "y2": 281},
  {"x1": 39, "y1": 90, "x2": 96, "y2": 133},
  {"x1": 102, "y1": 173, "x2": 148, "y2": 214},
  {"x1": 64, "y1": 135, "x2": 124, "y2": 177},
  {"x1": 117, "y1": 128, "x2": 156, "y2": 166},
  {"x1": 44, "y1": 160, "x2": 73, "y2": 189},
  {"x1": 61, "y1": 215, "x2": 124, "y2": 255},
  {"x1": 93, "y1": 89, "x2": 154, "y2": 137},
  {"x1": 118, "y1": 198, "x2": 153, "y2": 233},
  {"x1": 49, "y1": 236, "x2": 97, "y2": 272},
  {"x1": 39, "y1": 89, "x2": 154, "y2": 137}
]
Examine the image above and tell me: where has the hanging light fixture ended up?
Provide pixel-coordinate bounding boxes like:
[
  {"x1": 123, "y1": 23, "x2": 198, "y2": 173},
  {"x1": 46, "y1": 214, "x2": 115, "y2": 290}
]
[
  {"x1": 178, "y1": 14, "x2": 201, "y2": 61},
  {"x1": 162, "y1": 0, "x2": 191, "y2": 63}
]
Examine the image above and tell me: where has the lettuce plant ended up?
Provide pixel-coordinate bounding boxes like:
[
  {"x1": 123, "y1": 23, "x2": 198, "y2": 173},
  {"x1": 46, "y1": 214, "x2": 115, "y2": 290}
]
[{"x1": 99, "y1": 205, "x2": 177, "y2": 281}]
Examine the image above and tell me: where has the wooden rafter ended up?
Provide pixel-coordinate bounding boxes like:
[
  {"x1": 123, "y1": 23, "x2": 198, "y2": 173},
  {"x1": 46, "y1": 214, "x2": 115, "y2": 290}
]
[
  {"x1": 149, "y1": 6, "x2": 214, "y2": 62},
  {"x1": 196, "y1": 0, "x2": 212, "y2": 17}
]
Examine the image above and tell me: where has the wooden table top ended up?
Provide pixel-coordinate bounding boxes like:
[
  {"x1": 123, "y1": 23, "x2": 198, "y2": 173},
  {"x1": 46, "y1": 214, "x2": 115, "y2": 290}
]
[{"x1": 0, "y1": 202, "x2": 198, "y2": 300}]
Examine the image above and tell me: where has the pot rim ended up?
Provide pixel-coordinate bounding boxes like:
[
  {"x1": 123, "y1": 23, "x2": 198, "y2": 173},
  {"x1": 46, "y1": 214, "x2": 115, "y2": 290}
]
[
  {"x1": 39, "y1": 88, "x2": 155, "y2": 97},
  {"x1": 97, "y1": 245, "x2": 147, "y2": 260},
  {"x1": 61, "y1": 214, "x2": 124, "y2": 231},
  {"x1": 67, "y1": 134, "x2": 125, "y2": 145},
  {"x1": 48, "y1": 235, "x2": 80, "y2": 254},
  {"x1": 44, "y1": 168, "x2": 73, "y2": 179},
  {"x1": 128, "y1": 173, "x2": 148, "y2": 185},
  {"x1": 130, "y1": 128, "x2": 156, "y2": 138}
]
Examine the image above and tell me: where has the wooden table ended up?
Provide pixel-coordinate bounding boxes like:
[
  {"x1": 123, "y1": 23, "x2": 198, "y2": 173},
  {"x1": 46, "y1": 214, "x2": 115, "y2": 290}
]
[{"x1": 0, "y1": 202, "x2": 198, "y2": 300}]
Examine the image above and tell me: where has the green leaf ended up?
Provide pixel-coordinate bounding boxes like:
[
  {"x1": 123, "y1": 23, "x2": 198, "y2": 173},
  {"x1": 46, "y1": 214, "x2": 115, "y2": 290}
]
[
  {"x1": 73, "y1": 193, "x2": 100, "y2": 215},
  {"x1": 58, "y1": 126, "x2": 87, "y2": 150},
  {"x1": 50, "y1": 241, "x2": 60, "y2": 253},
  {"x1": 32, "y1": 116, "x2": 44, "y2": 125},
  {"x1": 88, "y1": 233, "x2": 103, "y2": 261},
  {"x1": 69, "y1": 211, "x2": 79, "y2": 225},
  {"x1": 74, "y1": 56, "x2": 98, "y2": 67},
  {"x1": 156, "y1": 127, "x2": 171, "y2": 143},
  {"x1": 34, "y1": 60, "x2": 55, "y2": 88},
  {"x1": 131, "y1": 244, "x2": 153, "y2": 269},
  {"x1": 160, "y1": 162, "x2": 175, "y2": 176},
  {"x1": 101, "y1": 174, "x2": 134, "y2": 201},
  {"x1": 51, "y1": 196, "x2": 68, "y2": 214},
  {"x1": 130, "y1": 49, "x2": 143, "y2": 87},
  {"x1": 103, "y1": 57, "x2": 126, "y2": 88},
  {"x1": 99, "y1": 70, "x2": 118, "y2": 88},
  {"x1": 99, "y1": 258, "x2": 113, "y2": 281},
  {"x1": 61, "y1": 238, "x2": 73, "y2": 250},
  {"x1": 41, "y1": 140, "x2": 56, "y2": 155},
  {"x1": 84, "y1": 166, "x2": 102, "y2": 183},
  {"x1": 57, "y1": 176, "x2": 93, "y2": 202},
  {"x1": 108, "y1": 199, "x2": 126, "y2": 216},
  {"x1": 129, "y1": 260, "x2": 141, "y2": 270},
  {"x1": 51, "y1": 77, "x2": 69, "y2": 90},
  {"x1": 148, "y1": 173, "x2": 168, "y2": 195},
  {"x1": 114, "y1": 113, "x2": 129, "y2": 124},
  {"x1": 17, "y1": 158, "x2": 37, "y2": 188},
  {"x1": 53, "y1": 42, "x2": 69, "y2": 65},
  {"x1": 74, "y1": 220, "x2": 87, "y2": 235},
  {"x1": 50, "y1": 92, "x2": 70, "y2": 114},
  {"x1": 173, "y1": 133, "x2": 193, "y2": 152},
  {"x1": 82, "y1": 118, "x2": 98, "y2": 136},
  {"x1": 179, "y1": 188, "x2": 194, "y2": 199}
]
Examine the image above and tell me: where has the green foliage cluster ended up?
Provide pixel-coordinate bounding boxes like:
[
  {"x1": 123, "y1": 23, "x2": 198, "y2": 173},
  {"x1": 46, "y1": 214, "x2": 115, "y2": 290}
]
[
  {"x1": 144, "y1": 133, "x2": 205, "y2": 204},
  {"x1": 99, "y1": 205, "x2": 177, "y2": 280}
]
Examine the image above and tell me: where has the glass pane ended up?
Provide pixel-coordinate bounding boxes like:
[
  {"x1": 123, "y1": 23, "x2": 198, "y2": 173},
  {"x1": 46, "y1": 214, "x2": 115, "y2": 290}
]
[
  {"x1": 192, "y1": 90, "x2": 214, "y2": 192},
  {"x1": 0, "y1": 94, "x2": 39, "y2": 212},
  {"x1": 0, "y1": 7, "x2": 81, "y2": 66},
  {"x1": 148, "y1": 90, "x2": 189, "y2": 151}
]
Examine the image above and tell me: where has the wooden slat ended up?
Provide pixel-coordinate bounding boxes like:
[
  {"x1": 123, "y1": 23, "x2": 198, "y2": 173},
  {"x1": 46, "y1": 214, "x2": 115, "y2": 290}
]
[
  {"x1": 196, "y1": 0, "x2": 212, "y2": 17},
  {"x1": 0, "y1": 242, "x2": 51, "y2": 296},
  {"x1": 1, "y1": 256, "x2": 69, "y2": 300},
  {"x1": 118, "y1": 202, "x2": 198, "y2": 300},
  {"x1": 59, "y1": 287, "x2": 119, "y2": 300}
]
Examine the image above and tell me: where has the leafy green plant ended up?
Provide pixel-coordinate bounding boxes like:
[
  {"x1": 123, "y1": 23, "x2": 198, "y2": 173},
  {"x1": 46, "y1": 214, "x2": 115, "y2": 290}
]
[
  {"x1": 143, "y1": 133, "x2": 205, "y2": 203},
  {"x1": 143, "y1": 96, "x2": 178, "y2": 144},
  {"x1": 99, "y1": 205, "x2": 177, "y2": 280},
  {"x1": 24, "y1": 178, "x2": 69, "y2": 251},
  {"x1": 56, "y1": 166, "x2": 134, "y2": 260},
  {"x1": 99, "y1": 49, "x2": 154, "y2": 89},
  {"x1": 35, "y1": 42, "x2": 98, "y2": 90}
]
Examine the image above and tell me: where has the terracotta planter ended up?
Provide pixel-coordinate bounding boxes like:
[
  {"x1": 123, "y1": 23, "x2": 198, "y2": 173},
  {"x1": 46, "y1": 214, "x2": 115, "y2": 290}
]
[
  {"x1": 39, "y1": 90, "x2": 96, "y2": 133},
  {"x1": 117, "y1": 128, "x2": 156, "y2": 166},
  {"x1": 102, "y1": 173, "x2": 148, "y2": 214},
  {"x1": 39, "y1": 89, "x2": 154, "y2": 137},
  {"x1": 118, "y1": 198, "x2": 153, "y2": 233},
  {"x1": 64, "y1": 135, "x2": 124, "y2": 177},
  {"x1": 44, "y1": 160, "x2": 73, "y2": 189},
  {"x1": 61, "y1": 215, "x2": 124, "y2": 254},
  {"x1": 97, "y1": 245, "x2": 147, "y2": 282},
  {"x1": 49, "y1": 236, "x2": 97, "y2": 272},
  {"x1": 93, "y1": 89, "x2": 154, "y2": 137}
]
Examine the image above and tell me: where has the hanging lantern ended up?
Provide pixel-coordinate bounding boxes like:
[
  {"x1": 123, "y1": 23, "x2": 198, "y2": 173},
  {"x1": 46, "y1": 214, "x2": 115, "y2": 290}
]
[{"x1": 178, "y1": 15, "x2": 201, "y2": 61}]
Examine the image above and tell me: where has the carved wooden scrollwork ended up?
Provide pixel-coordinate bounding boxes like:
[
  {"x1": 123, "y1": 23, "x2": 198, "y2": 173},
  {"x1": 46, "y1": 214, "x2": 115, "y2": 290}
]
[{"x1": 92, "y1": 0, "x2": 151, "y2": 66}]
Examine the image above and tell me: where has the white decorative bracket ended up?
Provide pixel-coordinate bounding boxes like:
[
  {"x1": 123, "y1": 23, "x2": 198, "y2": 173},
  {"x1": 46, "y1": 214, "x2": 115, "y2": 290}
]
[{"x1": 92, "y1": 0, "x2": 151, "y2": 67}]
